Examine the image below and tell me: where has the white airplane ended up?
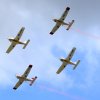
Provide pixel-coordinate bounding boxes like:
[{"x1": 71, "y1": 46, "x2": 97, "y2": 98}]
[
  {"x1": 13, "y1": 65, "x2": 37, "y2": 90},
  {"x1": 56, "y1": 47, "x2": 80, "y2": 74},
  {"x1": 6, "y1": 27, "x2": 30, "y2": 53},
  {"x1": 50, "y1": 7, "x2": 74, "y2": 35}
]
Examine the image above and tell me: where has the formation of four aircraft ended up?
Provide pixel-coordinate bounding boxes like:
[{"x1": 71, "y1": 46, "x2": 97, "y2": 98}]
[{"x1": 5, "y1": 7, "x2": 80, "y2": 90}]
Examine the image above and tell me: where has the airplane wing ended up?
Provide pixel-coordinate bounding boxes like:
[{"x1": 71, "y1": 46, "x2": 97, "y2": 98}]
[
  {"x1": 6, "y1": 42, "x2": 17, "y2": 53},
  {"x1": 22, "y1": 65, "x2": 32, "y2": 78},
  {"x1": 50, "y1": 23, "x2": 61, "y2": 35},
  {"x1": 14, "y1": 27, "x2": 25, "y2": 41},
  {"x1": 65, "y1": 47, "x2": 76, "y2": 61},
  {"x1": 13, "y1": 79, "x2": 24, "y2": 90},
  {"x1": 59, "y1": 7, "x2": 70, "y2": 21},
  {"x1": 56, "y1": 63, "x2": 68, "y2": 74}
]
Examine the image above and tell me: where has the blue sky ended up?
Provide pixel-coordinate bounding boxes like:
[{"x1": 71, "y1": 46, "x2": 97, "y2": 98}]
[{"x1": 0, "y1": 0, "x2": 100, "y2": 100}]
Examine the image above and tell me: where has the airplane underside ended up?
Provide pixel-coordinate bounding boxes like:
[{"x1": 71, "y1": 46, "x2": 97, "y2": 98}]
[
  {"x1": 9, "y1": 39, "x2": 25, "y2": 45},
  {"x1": 60, "y1": 58, "x2": 75, "y2": 65},
  {"x1": 16, "y1": 76, "x2": 31, "y2": 81}
]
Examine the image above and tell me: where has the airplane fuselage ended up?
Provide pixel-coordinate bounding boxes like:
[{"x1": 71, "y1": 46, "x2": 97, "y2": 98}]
[
  {"x1": 9, "y1": 38, "x2": 24, "y2": 44},
  {"x1": 16, "y1": 75, "x2": 31, "y2": 81},
  {"x1": 60, "y1": 58, "x2": 69, "y2": 63},
  {"x1": 60, "y1": 58, "x2": 75, "y2": 65},
  {"x1": 53, "y1": 19, "x2": 63, "y2": 23},
  {"x1": 16, "y1": 75, "x2": 26, "y2": 80},
  {"x1": 53, "y1": 19, "x2": 68, "y2": 25}
]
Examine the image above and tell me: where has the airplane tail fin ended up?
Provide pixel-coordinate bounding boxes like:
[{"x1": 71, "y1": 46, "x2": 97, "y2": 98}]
[
  {"x1": 23, "y1": 39, "x2": 30, "y2": 49},
  {"x1": 66, "y1": 20, "x2": 74, "y2": 30},
  {"x1": 30, "y1": 76, "x2": 37, "y2": 86},
  {"x1": 73, "y1": 60, "x2": 80, "y2": 70}
]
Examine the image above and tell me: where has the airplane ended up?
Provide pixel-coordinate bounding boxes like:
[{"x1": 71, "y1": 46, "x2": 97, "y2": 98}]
[
  {"x1": 56, "y1": 47, "x2": 80, "y2": 74},
  {"x1": 13, "y1": 65, "x2": 37, "y2": 90},
  {"x1": 6, "y1": 27, "x2": 30, "y2": 53},
  {"x1": 50, "y1": 7, "x2": 74, "y2": 35}
]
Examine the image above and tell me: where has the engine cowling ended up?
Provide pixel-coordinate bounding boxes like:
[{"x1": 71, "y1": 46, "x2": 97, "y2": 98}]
[
  {"x1": 53, "y1": 19, "x2": 57, "y2": 22},
  {"x1": 60, "y1": 58, "x2": 66, "y2": 62},
  {"x1": 8, "y1": 37, "x2": 14, "y2": 42}
]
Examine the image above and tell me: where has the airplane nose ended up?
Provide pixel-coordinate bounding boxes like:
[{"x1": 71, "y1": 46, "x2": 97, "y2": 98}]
[
  {"x1": 60, "y1": 58, "x2": 63, "y2": 62},
  {"x1": 8, "y1": 38, "x2": 11, "y2": 41},
  {"x1": 53, "y1": 19, "x2": 56, "y2": 22},
  {"x1": 16, "y1": 75, "x2": 19, "y2": 79}
]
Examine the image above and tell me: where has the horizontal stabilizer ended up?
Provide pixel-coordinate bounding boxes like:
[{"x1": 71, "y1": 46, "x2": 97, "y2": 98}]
[
  {"x1": 73, "y1": 60, "x2": 80, "y2": 70},
  {"x1": 66, "y1": 20, "x2": 74, "y2": 30},
  {"x1": 23, "y1": 39, "x2": 30, "y2": 49},
  {"x1": 30, "y1": 76, "x2": 37, "y2": 86}
]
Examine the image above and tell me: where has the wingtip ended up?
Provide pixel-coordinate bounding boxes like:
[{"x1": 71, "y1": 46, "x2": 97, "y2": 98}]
[
  {"x1": 50, "y1": 32, "x2": 54, "y2": 35},
  {"x1": 6, "y1": 52, "x2": 9, "y2": 54},
  {"x1": 6, "y1": 50, "x2": 10, "y2": 54},
  {"x1": 29, "y1": 65, "x2": 32, "y2": 68},
  {"x1": 56, "y1": 71, "x2": 60, "y2": 74},
  {"x1": 13, "y1": 87, "x2": 17, "y2": 90},
  {"x1": 66, "y1": 28, "x2": 69, "y2": 30},
  {"x1": 66, "y1": 7, "x2": 70, "y2": 11},
  {"x1": 22, "y1": 27, "x2": 25, "y2": 30},
  {"x1": 73, "y1": 47, "x2": 76, "y2": 50},
  {"x1": 35, "y1": 76, "x2": 38, "y2": 78}
]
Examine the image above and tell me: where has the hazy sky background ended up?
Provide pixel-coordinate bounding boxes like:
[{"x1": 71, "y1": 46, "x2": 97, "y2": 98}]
[{"x1": 0, "y1": 0, "x2": 100, "y2": 100}]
